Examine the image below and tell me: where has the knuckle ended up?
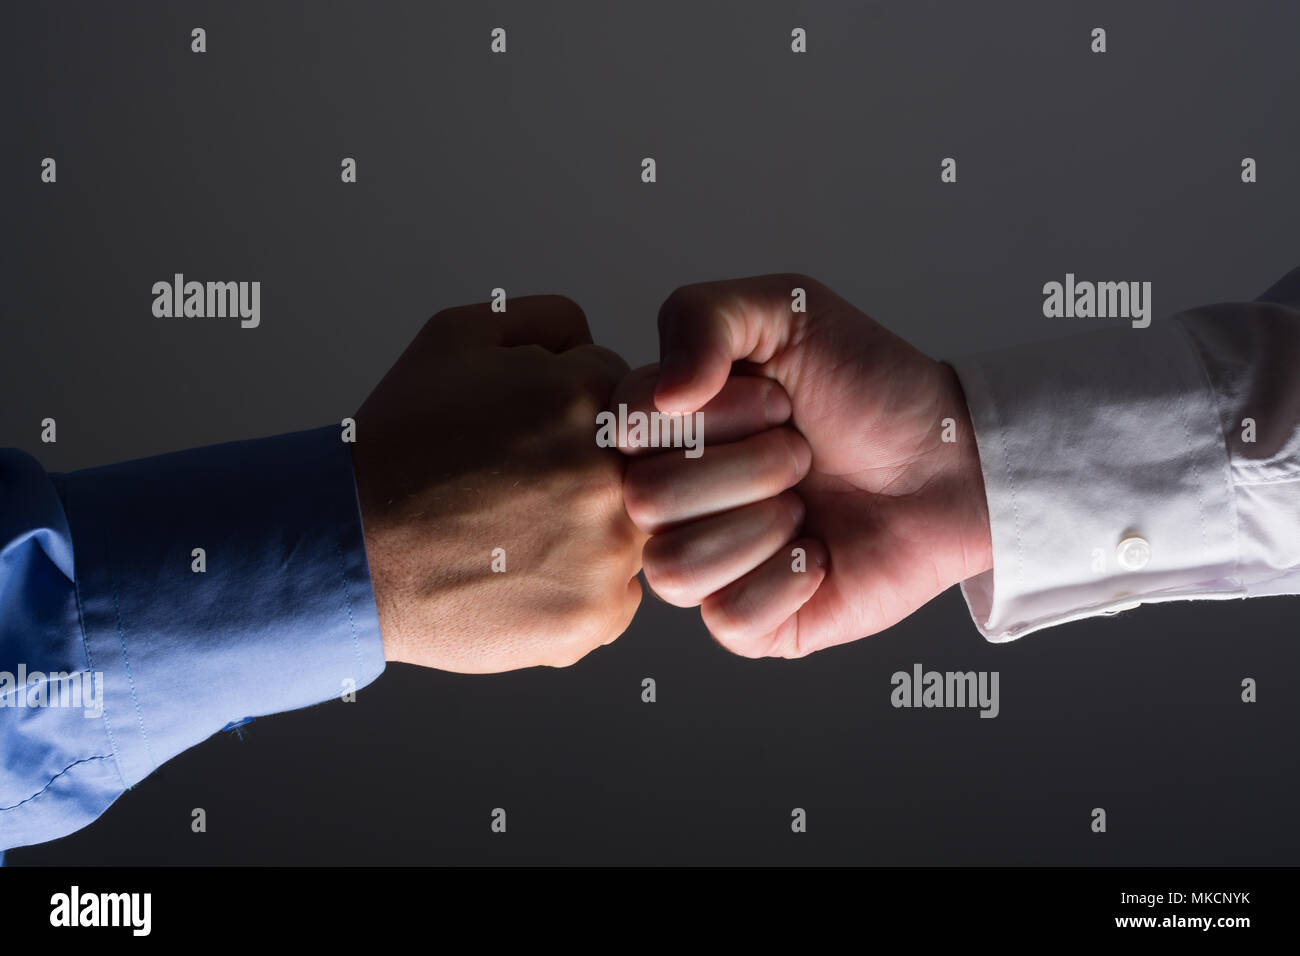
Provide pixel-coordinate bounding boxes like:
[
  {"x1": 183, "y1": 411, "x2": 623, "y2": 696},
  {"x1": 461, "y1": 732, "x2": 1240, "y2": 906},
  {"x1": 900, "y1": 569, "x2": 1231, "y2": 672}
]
[
  {"x1": 658, "y1": 284, "x2": 704, "y2": 334},
  {"x1": 580, "y1": 344, "x2": 632, "y2": 385},
  {"x1": 426, "y1": 303, "x2": 466, "y2": 328},
  {"x1": 781, "y1": 272, "x2": 824, "y2": 299},
  {"x1": 547, "y1": 293, "x2": 584, "y2": 316},
  {"x1": 563, "y1": 386, "x2": 603, "y2": 430},
  {"x1": 503, "y1": 344, "x2": 556, "y2": 386},
  {"x1": 660, "y1": 285, "x2": 691, "y2": 315},
  {"x1": 565, "y1": 345, "x2": 626, "y2": 393}
]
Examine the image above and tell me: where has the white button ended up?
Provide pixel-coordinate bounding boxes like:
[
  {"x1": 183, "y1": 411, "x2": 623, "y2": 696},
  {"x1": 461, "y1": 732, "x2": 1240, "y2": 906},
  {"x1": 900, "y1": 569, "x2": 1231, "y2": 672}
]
[{"x1": 1116, "y1": 536, "x2": 1151, "y2": 571}]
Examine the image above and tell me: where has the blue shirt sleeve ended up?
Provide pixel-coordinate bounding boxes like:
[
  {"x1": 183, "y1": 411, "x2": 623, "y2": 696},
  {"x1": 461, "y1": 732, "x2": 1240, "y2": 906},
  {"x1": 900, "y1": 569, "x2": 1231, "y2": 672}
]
[{"x1": 0, "y1": 426, "x2": 386, "y2": 851}]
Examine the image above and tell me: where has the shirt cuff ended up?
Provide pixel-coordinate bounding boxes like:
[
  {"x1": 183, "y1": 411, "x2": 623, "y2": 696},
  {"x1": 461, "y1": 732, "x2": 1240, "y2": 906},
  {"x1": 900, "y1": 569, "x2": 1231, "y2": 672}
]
[
  {"x1": 950, "y1": 321, "x2": 1241, "y2": 641},
  {"x1": 55, "y1": 426, "x2": 386, "y2": 788}
]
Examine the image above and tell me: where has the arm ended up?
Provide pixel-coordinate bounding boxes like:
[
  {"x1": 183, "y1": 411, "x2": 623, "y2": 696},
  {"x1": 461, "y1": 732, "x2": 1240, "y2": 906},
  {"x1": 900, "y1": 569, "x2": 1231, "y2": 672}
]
[
  {"x1": 616, "y1": 268, "x2": 1300, "y2": 656},
  {"x1": 0, "y1": 427, "x2": 384, "y2": 851},
  {"x1": 2, "y1": 293, "x2": 643, "y2": 851},
  {"x1": 952, "y1": 266, "x2": 1300, "y2": 639}
]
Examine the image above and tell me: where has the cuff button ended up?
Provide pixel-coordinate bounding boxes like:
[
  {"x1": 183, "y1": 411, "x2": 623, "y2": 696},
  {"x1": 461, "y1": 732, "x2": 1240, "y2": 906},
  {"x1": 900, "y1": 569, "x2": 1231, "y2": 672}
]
[{"x1": 1116, "y1": 536, "x2": 1151, "y2": 571}]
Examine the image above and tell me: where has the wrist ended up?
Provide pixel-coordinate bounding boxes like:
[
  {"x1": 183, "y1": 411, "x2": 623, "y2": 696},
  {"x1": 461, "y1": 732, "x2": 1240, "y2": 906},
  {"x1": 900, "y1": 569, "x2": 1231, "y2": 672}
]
[
  {"x1": 938, "y1": 362, "x2": 994, "y2": 580},
  {"x1": 350, "y1": 439, "x2": 421, "y2": 666}
]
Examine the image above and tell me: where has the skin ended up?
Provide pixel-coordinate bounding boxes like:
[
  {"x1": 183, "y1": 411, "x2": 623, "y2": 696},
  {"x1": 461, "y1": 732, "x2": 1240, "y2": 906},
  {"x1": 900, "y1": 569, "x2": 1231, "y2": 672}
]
[
  {"x1": 350, "y1": 295, "x2": 646, "y2": 673},
  {"x1": 615, "y1": 274, "x2": 994, "y2": 659}
]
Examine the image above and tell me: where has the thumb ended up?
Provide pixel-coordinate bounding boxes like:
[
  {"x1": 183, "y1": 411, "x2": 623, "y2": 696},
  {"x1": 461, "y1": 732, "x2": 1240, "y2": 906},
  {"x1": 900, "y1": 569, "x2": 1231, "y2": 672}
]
[{"x1": 653, "y1": 274, "x2": 811, "y2": 414}]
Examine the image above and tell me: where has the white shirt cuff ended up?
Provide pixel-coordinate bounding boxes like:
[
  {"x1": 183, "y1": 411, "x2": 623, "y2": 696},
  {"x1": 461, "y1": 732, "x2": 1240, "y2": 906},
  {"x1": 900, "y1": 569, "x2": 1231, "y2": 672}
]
[{"x1": 949, "y1": 320, "x2": 1242, "y2": 641}]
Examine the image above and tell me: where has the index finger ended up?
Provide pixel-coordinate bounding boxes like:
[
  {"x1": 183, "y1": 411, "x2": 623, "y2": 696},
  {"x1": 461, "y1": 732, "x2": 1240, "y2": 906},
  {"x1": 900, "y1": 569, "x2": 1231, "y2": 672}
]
[{"x1": 654, "y1": 274, "x2": 817, "y2": 414}]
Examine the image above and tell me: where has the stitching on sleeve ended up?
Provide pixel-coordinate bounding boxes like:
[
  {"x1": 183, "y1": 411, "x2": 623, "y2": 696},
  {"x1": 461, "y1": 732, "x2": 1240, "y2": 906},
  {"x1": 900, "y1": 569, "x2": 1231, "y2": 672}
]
[
  {"x1": 0, "y1": 755, "x2": 115, "y2": 812},
  {"x1": 1234, "y1": 473, "x2": 1300, "y2": 487},
  {"x1": 59, "y1": 478, "x2": 129, "y2": 791},
  {"x1": 105, "y1": 541, "x2": 158, "y2": 772},
  {"x1": 336, "y1": 540, "x2": 364, "y2": 679}
]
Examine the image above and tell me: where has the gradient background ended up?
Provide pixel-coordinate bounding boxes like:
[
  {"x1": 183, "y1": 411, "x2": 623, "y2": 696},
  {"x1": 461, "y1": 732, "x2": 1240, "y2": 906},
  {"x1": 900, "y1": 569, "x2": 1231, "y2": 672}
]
[{"x1": 3, "y1": 0, "x2": 1298, "y2": 864}]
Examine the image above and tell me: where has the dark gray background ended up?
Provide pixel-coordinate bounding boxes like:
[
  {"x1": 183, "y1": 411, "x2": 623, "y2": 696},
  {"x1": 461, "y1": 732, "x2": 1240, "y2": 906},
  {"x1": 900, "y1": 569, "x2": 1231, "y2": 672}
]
[{"x1": 4, "y1": 0, "x2": 1297, "y2": 864}]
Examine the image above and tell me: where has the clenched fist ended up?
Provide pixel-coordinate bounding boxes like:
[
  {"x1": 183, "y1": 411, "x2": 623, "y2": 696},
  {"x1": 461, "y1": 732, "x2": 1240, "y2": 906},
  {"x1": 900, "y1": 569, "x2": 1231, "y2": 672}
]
[
  {"x1": 616, "y1": 275, "x2": 993, "y2": 659},
  {"x1": 351, "y1": 295, "x2": 645, "y2": 673}
]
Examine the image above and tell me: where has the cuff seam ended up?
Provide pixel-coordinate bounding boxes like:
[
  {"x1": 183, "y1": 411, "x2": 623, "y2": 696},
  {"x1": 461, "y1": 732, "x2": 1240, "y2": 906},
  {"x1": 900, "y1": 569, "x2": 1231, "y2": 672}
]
[
  {"x1": 1173, "y1": 318, "x2": 1243, "y2": 592},
  {"x1": 59, "y1": 476, "x2": 130, "y2": 792},
  {"x1": 978, "y1": 361, "x2": 1027, "y2": 593},
  {"x1": 105, "y1": 547, "x2": 159, "y2": 774}
]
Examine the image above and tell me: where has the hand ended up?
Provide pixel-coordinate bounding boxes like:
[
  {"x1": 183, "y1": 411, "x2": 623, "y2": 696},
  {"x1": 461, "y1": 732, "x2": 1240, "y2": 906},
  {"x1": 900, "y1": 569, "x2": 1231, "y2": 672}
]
[
  {"x1": 616, "y1": 274, "x2": 992, "y2": 659},
  {"x1": 351, "y1": 295, "x2": 645, "y2": 673}
]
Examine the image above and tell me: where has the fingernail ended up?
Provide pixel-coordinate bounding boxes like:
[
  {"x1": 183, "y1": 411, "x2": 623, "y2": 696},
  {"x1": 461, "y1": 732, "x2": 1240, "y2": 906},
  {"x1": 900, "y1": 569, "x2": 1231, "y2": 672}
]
[
  {"x1": 785, "y1": 492, "x2": 805, "y2": 529},
  {"x1": 763, "y1": 383, "x2": 792, "y2": 425},
  {"x1": 789, "y1": 432, "x2": 812, "y2": 477}
]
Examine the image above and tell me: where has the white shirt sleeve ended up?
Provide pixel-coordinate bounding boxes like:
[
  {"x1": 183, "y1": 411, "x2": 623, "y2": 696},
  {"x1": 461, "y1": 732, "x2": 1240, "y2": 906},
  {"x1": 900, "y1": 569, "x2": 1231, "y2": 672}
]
[{"x1": 949, "y1": 266, "x2": 1300, "y2": 642}]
